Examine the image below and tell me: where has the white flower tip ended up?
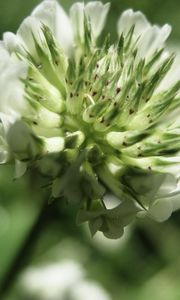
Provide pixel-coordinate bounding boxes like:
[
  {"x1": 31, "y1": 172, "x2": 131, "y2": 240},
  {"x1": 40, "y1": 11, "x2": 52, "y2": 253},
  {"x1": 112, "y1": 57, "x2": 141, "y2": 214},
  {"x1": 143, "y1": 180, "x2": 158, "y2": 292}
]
[
  {"x1": 3, "y1": 32, "x2": 18, "y2": 54},
  {"x1": 15, "y1": 160, "x2": 27, "y2": 178},
  {"x1": 117, "y1": 8, "x2": 150, "y2": 37},
  {"x1": 43, "y1": 137, "x2": 64, "y2": 154},
  {"x1": 70, "y1": 1, "x2": 110, "y2": 41},
  {"x1": 32, "y1": 0, "x2": 56, "y2": 14},
  {"x1": 0, "y1": 151, "x2": 9, "y2": 164},
  {"x1": 162, "y1": 23, "x2": 172, "y2": 40},
  {"x1": 30, "y1": 0, "x2": 73, "y2": 55},
  {"x1": 148, "y1": 198, "x2": 173, "y2": 222}
]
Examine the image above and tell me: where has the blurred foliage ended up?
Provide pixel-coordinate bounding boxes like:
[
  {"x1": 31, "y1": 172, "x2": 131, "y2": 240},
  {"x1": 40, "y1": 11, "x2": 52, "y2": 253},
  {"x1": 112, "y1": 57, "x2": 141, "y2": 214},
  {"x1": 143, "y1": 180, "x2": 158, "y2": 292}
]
[{"x1": 1, "y1": 0, "x2": 180, "y2": 299}]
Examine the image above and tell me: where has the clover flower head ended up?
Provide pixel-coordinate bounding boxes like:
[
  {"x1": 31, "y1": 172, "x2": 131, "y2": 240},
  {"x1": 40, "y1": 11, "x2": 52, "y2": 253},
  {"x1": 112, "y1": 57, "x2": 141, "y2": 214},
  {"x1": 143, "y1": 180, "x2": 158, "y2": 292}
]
[
  {"x1": 20, "y1": 260, "x2": 110, "y2": 300},
  {"x1": 1, "y1": 0, "x2": 180, "y2": 238}
]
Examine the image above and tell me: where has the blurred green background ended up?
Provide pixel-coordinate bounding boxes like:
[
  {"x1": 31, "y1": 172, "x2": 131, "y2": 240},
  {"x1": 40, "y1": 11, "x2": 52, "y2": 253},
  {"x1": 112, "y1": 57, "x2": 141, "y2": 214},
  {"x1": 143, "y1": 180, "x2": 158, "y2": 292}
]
[{"x1": 1, "y1": 1, "x2": 180, "y2": 300}]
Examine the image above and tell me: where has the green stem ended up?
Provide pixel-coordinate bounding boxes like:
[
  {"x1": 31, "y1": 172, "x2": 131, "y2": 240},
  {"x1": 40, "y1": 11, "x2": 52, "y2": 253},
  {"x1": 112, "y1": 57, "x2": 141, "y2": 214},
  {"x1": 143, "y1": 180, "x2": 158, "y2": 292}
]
[{"x1": 0, "y1": 202, "x2": 47, "y2": 299}]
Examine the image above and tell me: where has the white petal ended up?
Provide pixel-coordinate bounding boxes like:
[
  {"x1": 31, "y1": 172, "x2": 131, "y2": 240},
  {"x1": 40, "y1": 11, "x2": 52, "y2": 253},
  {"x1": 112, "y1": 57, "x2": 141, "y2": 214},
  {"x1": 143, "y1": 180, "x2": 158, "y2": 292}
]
[
  {"x1": 0, "y1": 149, "x2": 9, "y2": 164},
  {"x1": 137, "y1": 24, "x2": 171, "y2": 59},
  {"x1": 70, "y1": 1, "x2": 110, "y2": 43},
  {"x1": 3, "y1": 32, "x2": 20, "y2": 54},
  {"x1": 0, "y1": 41, "x2": 10, "y2": 61},
  {"x1": 42, "y1": 136, "x2": 64, "y2": 154},
  {"x1": 15, "y1": 160, "x2": 27, "y2": 178},
  {"x1": 32, "y1": 0, "x2": 73, "y2": 55},
  {"x1": 72, "y1": 280, "x2": 111, "y2": 300},
  {"x1": 148, "y1": 198, "x2": 173, "y2": 222},
  {"x1": 17, "y1": 16, "x2": 45, "y2": 59},
  {"x1": 117, "y1": 9, "x2": 171, "y2": 62},
  {"x1": 70, "y1": 2, "x2": 84, "y2": 43},
  {"x1": 149, "y1": 24, "x2": 171, "y2": 53},
  {"x1": 156, "y1": 51, "x2": 180, "y2": 93},
  {"x1": 117, "y1": 9, "x2": 150, "y2": 37},
  {"x1": 156, "y1": 174, "x2": 177, "y2": 197},
  {"x1": 0, "y1": 55, "x2": 29, "y2": 118},
  {"x1": 85, "y1": 2, "x2": 110, "y2": 39},
  {"x1": 0, "y1": 115, "x2": 12, "y2": 164},
  {"x1": 0, "y1": 113, "x2": 16, "y2": 134}
]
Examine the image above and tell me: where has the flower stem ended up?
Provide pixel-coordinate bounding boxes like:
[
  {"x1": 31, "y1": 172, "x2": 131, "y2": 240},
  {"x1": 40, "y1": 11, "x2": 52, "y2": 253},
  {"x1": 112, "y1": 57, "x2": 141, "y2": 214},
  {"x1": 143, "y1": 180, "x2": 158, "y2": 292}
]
[{"x1": 0, "y1": 202, "x2": 48, "y2": 299}]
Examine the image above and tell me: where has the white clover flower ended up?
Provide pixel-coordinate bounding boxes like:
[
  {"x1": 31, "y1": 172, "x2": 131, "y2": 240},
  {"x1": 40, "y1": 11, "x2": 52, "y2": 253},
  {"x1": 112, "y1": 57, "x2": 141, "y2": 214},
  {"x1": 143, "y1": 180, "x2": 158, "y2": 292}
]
[
  {"x1": 70, "y1": 280, "x2": 111, "y2": 300},
  {"x1": 20, "y1": 261, "x2": 84, "y2": 299},
  {"x1": 1, "y1": 0, "x2": 180, "y2": 239},
  {"x1": 19, "y1": 261, "x2": 110, "y2": 300}
]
